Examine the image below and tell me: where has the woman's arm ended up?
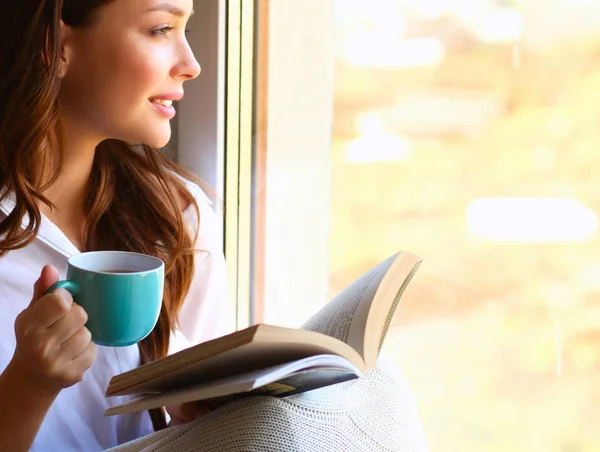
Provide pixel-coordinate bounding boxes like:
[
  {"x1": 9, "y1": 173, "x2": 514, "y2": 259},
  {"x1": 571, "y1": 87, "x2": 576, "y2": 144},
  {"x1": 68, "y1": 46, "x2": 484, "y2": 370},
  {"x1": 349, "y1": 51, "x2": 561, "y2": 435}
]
[
  {"x1": 0, "y1": 362, "x2": 59, "y2": 452},
  {"x1": 165, "y1": 184, "x2": 234, "y2": 424},
  {"x1": 176, "y1": 185, "x2": 234, "y2": 346}
]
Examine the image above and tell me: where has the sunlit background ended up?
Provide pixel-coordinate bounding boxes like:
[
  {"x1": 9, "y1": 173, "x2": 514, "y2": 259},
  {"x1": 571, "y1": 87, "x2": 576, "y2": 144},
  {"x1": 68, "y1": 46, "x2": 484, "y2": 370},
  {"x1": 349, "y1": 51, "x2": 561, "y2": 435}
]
[{"x1": 328, "y1": 0, "x2": 600, "y2": 450}]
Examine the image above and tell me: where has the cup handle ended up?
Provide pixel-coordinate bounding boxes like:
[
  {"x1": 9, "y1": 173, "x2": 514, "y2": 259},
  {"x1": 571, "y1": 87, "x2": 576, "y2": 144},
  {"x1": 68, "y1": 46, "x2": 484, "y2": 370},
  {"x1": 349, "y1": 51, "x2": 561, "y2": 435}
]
[{"x1": 45, "y1": 280, "x2": 80, "y2": 296}]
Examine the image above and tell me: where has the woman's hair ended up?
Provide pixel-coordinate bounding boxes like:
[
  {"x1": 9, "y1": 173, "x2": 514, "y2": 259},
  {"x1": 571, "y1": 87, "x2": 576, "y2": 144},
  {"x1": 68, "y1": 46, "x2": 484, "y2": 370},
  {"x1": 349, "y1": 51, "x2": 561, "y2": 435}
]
[{"x1": 0, "y1": 0, "x2": 202, "y2": 430}]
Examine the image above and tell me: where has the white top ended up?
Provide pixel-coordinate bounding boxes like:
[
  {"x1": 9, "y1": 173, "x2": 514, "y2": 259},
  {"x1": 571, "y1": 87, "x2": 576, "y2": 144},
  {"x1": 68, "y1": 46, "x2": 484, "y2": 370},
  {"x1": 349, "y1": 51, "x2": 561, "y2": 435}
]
[{"x1": 0, "y1": 180, "x2": 234, "y2": 451}]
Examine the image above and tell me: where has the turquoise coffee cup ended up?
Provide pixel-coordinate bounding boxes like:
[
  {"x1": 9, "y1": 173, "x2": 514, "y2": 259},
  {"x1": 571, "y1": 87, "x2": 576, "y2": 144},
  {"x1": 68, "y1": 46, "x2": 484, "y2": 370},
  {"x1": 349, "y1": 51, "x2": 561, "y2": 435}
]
[{"x1": 47, "y1": 251, "x2": 165, "y2": 347}]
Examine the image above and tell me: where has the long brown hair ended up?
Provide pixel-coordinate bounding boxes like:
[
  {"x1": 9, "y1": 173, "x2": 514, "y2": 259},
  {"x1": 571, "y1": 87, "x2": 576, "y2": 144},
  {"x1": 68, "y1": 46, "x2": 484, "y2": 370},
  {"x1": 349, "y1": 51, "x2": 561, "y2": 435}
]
[{"x1": 0, "y1": 0, "x2": 202, "y2": 430}]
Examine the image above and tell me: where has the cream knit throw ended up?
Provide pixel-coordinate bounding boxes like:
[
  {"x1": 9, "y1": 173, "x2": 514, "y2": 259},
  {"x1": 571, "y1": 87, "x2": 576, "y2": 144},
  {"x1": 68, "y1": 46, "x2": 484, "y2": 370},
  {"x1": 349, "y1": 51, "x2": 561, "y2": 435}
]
[{"x1": 107, "y1": 355, "x2": 429, "y2": 452}]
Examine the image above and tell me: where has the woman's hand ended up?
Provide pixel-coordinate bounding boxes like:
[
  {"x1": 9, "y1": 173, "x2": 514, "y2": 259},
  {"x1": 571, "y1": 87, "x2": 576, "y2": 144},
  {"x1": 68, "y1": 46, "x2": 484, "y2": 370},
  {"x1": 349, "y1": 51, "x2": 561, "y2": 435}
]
[
  {"x1": 166, "y1": 401, "x2": 216, "y2": 426},
  {"x1": 0, "y1": 265, "x2": 98, "y2": 452},
  {"x1": 8, "y1": 265, "x2": 97, "y2": 395}
]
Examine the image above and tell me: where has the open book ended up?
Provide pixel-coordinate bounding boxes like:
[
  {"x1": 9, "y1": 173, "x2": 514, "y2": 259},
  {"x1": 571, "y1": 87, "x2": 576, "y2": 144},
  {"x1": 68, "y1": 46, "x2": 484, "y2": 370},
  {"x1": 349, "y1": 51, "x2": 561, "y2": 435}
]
[{"x1": 104, "y1": 250, "x2": 422, "y2": 417}]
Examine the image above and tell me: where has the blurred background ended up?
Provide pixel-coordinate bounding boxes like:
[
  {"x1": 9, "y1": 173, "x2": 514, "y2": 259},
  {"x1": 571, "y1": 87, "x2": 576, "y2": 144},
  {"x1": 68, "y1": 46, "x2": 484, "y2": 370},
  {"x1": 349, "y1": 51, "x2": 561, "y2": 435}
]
[{"x1": 326, "y1": 0, "x2": 600, "y2": 450}]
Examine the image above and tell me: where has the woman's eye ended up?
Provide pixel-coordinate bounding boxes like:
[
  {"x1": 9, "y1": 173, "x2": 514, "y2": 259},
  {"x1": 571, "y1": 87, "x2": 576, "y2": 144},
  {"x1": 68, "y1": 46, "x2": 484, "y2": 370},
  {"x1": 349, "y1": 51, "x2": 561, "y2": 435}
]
[{"x1": 150, "y1": 26, "x2": 174, "y2": 38}]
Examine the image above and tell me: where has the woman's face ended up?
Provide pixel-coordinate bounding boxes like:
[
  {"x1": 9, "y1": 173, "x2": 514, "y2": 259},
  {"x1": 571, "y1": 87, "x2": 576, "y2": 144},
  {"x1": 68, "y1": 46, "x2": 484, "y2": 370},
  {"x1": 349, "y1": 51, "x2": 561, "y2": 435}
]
[{"x1": 59, "y1": 0, "x2": 200, "y2": 149}]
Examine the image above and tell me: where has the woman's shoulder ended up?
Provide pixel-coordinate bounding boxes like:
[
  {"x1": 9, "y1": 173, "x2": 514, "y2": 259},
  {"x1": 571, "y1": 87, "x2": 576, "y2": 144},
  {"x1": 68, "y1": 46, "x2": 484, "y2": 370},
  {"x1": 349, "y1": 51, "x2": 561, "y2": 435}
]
[
  {"x1": 181, "y1": 178, "x2": 213, "y2": 209},
  {"x1": 172, "y1": 173, "x2": 214, "y2": 214},
  {"x1": 171, "y1": 173, "x2": 221, "y2": 240}
]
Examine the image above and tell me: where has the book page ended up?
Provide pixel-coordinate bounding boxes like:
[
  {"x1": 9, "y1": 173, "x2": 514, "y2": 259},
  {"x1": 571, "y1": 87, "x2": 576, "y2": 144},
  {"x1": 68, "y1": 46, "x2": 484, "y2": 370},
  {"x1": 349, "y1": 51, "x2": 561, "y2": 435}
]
[
  {"x1": 301, "y1": 254, "x2": 397, "y2": 358},
  {"x1": 361, "y1": 253, "x2": 421, "y2": 368}
]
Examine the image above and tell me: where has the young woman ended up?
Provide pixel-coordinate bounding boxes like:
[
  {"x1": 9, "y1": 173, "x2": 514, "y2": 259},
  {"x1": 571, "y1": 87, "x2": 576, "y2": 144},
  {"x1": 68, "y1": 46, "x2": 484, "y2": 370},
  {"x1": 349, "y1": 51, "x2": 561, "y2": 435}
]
[{"x1": 0, "y1": 0, "x2": 232, "y2": 450}]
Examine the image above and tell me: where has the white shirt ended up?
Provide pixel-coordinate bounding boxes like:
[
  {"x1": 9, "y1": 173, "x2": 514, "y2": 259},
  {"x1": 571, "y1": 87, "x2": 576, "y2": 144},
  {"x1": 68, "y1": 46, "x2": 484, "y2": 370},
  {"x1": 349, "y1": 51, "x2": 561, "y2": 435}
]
[{"x1": 0, "y1": 180, "x2": 233, "y2": 451}]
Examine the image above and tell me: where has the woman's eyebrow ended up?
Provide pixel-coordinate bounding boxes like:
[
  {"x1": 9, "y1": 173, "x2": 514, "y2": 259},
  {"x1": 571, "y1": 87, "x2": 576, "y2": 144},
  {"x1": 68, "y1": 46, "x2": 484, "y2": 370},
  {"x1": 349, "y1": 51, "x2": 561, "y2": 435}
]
[{"x1": 145, "y1": 3, "x2": 195, "y2": 17}]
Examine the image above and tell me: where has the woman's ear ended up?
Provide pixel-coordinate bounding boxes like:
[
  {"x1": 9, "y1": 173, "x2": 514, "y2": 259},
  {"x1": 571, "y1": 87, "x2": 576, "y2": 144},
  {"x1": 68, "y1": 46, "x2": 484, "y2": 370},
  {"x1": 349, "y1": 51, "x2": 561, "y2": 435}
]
[{"x1": 58, "y1": 19, "x2": 71, "y2": 78}]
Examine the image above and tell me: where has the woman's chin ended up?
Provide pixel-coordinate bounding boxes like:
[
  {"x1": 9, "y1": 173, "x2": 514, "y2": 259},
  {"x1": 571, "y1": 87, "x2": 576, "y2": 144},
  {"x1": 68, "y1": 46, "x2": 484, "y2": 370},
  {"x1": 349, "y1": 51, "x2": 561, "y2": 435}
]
[
  {"x1": 111, "y1": 124, "x2": 172, "y2": 150},
  {"x1": 142, "y1": 130, "x2": 172, "y2": 149}
]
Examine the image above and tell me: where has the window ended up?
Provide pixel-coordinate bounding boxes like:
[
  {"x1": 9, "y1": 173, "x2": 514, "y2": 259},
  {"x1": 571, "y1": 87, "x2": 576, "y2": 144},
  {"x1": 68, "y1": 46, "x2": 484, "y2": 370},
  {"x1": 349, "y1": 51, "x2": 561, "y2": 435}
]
[{"x1": 246, "y1": 0, "x2": 600, "y2": 450}]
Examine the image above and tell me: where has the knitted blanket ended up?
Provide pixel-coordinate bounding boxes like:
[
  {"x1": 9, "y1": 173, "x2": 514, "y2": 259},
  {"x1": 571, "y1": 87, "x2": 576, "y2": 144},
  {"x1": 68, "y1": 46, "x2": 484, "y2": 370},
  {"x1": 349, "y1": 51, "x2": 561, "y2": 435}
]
[{"x1": 108, "y1": 355, "x2": 428, "y2": 452}]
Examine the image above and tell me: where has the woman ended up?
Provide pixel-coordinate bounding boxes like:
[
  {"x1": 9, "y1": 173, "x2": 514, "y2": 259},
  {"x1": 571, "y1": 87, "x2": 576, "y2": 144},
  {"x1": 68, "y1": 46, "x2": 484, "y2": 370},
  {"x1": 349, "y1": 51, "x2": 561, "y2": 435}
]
[{"x1": 0, "y1": 0, "x2": 231, "y2": 450}]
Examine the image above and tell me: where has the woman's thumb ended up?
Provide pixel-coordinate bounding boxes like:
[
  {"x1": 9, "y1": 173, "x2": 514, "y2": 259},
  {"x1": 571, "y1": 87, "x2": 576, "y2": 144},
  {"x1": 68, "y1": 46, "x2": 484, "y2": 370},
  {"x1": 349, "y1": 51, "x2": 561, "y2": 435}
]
[{"x1": 30, "y1": 265, "x2": 59, "y2": 305}]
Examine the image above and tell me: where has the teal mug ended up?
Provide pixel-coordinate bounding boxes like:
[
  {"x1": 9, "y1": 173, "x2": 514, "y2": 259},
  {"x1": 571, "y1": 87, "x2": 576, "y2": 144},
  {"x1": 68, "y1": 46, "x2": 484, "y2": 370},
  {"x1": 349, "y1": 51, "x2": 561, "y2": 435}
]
[{"x1": 46, "y1": 251, "x2": 165, "y2": 347}]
